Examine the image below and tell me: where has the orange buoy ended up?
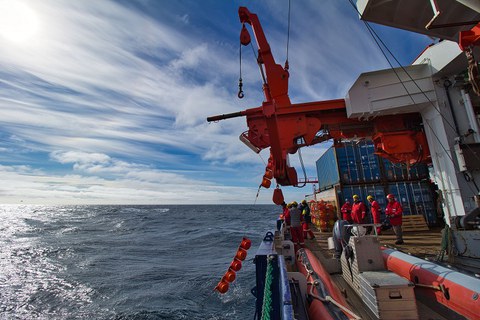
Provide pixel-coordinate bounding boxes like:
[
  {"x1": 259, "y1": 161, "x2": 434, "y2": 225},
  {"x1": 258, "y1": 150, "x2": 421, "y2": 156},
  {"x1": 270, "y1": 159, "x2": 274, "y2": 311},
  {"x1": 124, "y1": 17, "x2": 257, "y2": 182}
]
[
  {"x1": 224, "y1": 269, "x2": 236, "y2": 283},
  {"x1": 272, "y1": 187, "x2": 284, "y2": 205},
  {"x1": 240, "y1": 237, "x2": 251, "y2": 250},
  {"x1": 264, "y1": 169, "x2": 273, "y2": 179},
  {"x1": 230, "y1": 259, "x2": 242, "y2": 271},
  {"x1": 235, "y1": 248, "x2": 247, "y2": 261},
  {"x1": 214, "y1": 237, "x2": 253, "y2": 293},
  {"x1": 261, "y1": 177, "x2": 271, "y2": 188},
  {"x1": 215, "y1": 280, "x2": 229, "y2": 294}
]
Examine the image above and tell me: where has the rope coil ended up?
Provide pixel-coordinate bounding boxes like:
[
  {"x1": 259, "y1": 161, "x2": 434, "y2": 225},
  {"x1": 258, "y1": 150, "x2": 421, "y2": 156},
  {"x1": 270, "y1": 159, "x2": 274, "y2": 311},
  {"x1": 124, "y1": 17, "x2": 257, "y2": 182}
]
[{"x1": 260, "y1": 255, "x2": 274, "y2": 320}]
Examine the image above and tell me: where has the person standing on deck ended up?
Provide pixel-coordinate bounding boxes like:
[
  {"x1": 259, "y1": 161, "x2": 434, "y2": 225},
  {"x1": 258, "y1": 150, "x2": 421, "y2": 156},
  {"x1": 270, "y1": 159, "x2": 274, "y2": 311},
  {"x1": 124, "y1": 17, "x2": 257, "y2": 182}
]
[
  {"x1": 277, "y1": 201, "x2": 288, "y2": 231},
  {"x1": 341, "y1": 198, "x2": 352, "y2": 223},
  {"x1": 367, "y1": 195, "x2": 382, "y2": 235},
  {"x1": 385, "y1": 194, "x2": 404, "y2": 245},
  {"x1": 300, "y1": 200, "x2": 315, "y2": 240},
  {"x1": 285, "y1": 202, "x2": 304, "y2": 250},
  {"x1": 351, "y1": 195, "x2": 367, "y2": 224}
]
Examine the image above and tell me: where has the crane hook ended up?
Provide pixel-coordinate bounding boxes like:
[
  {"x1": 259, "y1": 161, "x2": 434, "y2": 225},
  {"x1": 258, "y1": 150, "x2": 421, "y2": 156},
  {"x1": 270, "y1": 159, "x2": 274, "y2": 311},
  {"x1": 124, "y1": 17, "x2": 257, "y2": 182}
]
[{"x1": 238, "y1": 78, "x2": 244, "y2": 99}]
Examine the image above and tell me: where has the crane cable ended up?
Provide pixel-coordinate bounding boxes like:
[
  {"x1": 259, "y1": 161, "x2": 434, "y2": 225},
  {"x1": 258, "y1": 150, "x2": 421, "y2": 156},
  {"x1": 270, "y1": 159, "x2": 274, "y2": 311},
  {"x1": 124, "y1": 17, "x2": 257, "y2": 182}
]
[
  {"x1": 253, "y1": 152, "x2": 269, "y2": 205},
  {"x1": 296, "y1": 147, "x2": 307, "y2": 188},
  {"x1": 286, "y1": 0, "x2": 309, "y2": 189},
  {"x1": 238, "y1": 41, "x2": 244, "y2": 99},
  {"x1": 285, "y1": 0, "x2": 291, "y2": 70}
]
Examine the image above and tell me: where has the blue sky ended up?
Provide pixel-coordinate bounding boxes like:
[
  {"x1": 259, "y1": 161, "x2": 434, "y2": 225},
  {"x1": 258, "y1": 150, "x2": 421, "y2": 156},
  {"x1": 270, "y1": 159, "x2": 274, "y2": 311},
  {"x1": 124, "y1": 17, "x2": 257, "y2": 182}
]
[{"x1": 0, "y1": 0, "x2": 432, "y2": 204}]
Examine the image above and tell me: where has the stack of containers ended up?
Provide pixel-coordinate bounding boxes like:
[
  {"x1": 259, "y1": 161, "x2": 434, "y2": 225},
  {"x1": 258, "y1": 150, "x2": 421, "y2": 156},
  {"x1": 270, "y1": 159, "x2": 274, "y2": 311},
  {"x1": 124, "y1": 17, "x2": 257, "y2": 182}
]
[{"x1": 315, "y1": 140, "x2": 437, "y2": 226}]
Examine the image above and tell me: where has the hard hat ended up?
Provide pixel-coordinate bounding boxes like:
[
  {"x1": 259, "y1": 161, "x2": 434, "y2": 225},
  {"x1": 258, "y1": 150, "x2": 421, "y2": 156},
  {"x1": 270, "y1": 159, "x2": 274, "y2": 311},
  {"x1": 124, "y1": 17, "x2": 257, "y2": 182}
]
[
  {"x1": 387, "y1": 194, "x2": 395, "y2": 199},
  {"x1": 353, "y1": 194, "x2": 359, "y2": 199},
  {"x1": 302, "y1": 200, "x2": 307, "y2": 204},
  {"x1": 367, "y1": 195, "x2": 374, "y2": 201},
  {"x1": 292, "y1": 201, "x2": 298, "y2": 207}
]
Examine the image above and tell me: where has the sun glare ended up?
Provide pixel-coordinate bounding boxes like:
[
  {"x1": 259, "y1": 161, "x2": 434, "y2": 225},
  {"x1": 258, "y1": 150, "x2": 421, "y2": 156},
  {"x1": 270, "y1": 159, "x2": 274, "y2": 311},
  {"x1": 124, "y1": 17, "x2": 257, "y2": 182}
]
[{"x1": 0, "y1": 1, "x2": 39, "y2": 44}]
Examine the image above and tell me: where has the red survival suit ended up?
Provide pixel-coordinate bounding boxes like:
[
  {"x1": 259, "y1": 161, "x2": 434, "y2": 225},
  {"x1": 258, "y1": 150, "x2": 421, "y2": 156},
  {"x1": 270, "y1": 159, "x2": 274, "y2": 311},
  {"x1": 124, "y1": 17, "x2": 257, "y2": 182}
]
[
  {"x1": 385, "y1": 199, "x2": 403, "y2": 226},
  {"x1": 351, "y1": 200, "x2": 367, "y2": 224},
  {"x1": 370, "y1": 200, "x2": 382, "y2": 234},
  {"x1": 341, "y1": 201, "x2": 352, "y2": 222}
]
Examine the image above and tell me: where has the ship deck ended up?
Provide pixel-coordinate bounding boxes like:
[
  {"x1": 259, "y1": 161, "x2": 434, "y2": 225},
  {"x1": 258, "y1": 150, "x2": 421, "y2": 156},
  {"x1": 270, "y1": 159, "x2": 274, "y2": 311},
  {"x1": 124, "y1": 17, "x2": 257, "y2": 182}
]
[
  {"x1": 308, "y1": 226, "x2": 445, "y2": 260},
  {"x1": 303, "y1": 226, "x2": 460, "y2": 320}
]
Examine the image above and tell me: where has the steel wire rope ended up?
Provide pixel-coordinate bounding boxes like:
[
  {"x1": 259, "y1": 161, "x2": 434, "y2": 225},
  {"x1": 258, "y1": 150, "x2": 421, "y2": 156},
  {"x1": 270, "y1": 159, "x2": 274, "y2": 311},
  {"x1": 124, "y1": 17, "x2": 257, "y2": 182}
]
[
  {"x1": 249, "y1": 42, "x2": 267, "y2": 86},
  {"x1": 237, "y1": 24, "x2": 265, "y2": 206},
  {"x1": 253, "y1": 152, "x2": 269, "y2": 205},
  {"x1": 359, "y1": 140, "x2": 369, "y2": 184},
  {"x1": 238, "y1": 41, "x2": 244, "y2": 98},
  {"x1": 285, "y1": 0, "x2": 291, "y2": 69},
  {"x1": 346, "y1": 0, "x2": 480, "y2": 196},
  {"x1": 359, "y1": 7, "x2": 480, "y2": 172},
  {"x1": 243, "y1": 27, "x2": 274, "y2": 206},
  {"x1": 239, "y1": 39, "x2": 263, "y2": 206},
  {"x1": 346, "y1": 0, "x2": 459, "y2": 135},
  {"x1": 295, "y1": 147, "x2": 308, "y2": 188}
]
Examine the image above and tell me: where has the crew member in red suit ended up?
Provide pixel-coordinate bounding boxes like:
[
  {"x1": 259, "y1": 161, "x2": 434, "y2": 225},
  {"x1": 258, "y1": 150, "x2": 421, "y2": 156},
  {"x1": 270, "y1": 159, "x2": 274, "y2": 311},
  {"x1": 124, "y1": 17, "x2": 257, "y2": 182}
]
[
  {"x1": 367, "y1": 195, "x2": 382, "y2": 235},
  {"x1": 341, "y1": 198, "x2": 352, "y2": 222},
  {"x1": 285, "y1": 201, "x2": 304, "y2": 251},
  {"x1": 351, "y1": 194, "x2": 366, "y2": 224},
  {"x1": 385, "y1": 194, "x2": 404, "y2": 245}
]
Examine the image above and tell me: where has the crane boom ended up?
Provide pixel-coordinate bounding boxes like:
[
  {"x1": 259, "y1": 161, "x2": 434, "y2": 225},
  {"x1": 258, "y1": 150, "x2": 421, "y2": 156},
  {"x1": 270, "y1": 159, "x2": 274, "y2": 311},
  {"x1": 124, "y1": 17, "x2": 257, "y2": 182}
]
[{"x1": 207, "y1": 7, "x2": 430, "y2": 189}]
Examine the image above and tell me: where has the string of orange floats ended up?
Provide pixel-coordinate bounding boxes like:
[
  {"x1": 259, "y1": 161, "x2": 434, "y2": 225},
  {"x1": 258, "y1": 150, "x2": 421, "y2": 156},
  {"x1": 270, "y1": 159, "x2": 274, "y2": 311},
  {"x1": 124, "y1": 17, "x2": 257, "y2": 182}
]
[{"x1": 214, "y1": 237, "x2": 252, "y2": 294}]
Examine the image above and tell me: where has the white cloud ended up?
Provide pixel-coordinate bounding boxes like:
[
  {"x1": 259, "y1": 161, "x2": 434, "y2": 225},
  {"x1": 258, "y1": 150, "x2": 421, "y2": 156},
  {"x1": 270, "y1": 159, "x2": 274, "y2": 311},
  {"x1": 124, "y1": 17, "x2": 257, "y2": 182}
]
[
  {"x1": 51, "y1": 151, "x2": 111, "y2": 165},
  {"x1": 0, "y1": 0, "x2": 432, "y2": 204}
]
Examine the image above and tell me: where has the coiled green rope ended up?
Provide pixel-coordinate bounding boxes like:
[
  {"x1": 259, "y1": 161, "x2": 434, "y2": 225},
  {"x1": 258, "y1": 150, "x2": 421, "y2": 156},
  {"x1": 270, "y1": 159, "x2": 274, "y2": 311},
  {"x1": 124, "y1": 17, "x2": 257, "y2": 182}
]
[{"x1": 261, "y1": 256, "x2": 274, "y2": 320}]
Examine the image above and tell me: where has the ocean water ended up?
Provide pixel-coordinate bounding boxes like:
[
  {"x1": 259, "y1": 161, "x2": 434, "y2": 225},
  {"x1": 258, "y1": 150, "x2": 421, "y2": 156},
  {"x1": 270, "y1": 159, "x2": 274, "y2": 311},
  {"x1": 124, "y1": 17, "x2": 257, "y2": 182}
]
[{"x1": 0, "y1": 204, "x2": 278, "y2": 319}]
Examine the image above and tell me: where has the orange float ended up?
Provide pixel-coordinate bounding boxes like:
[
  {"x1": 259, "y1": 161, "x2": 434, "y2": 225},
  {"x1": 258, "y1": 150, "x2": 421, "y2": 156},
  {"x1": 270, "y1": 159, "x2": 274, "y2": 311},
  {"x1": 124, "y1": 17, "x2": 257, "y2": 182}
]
[
  {"x1": 261, "y1": 177, "x2": 271, "y2": 188},
  {"x1": 272, "y1": 187, "x2": 284, "y2": 205},
  {"x1": 235, "y1": 248, "x2": 247, "y2": 261},
  {"x1": 215, "y1": 281, "x2": 229, "y2": 294},
  {"x1": 230, "y1": 259, "x2": 242, "y2": 271},
  {"x1": 240, "y1": 237, "x2": 251, "y2": 250},
  {"x1": 224, "y1": 269, "x2": 236, "y2": 282},
  {"x1": 214, "y1": 237, "x2": 252, "y2": 294}
]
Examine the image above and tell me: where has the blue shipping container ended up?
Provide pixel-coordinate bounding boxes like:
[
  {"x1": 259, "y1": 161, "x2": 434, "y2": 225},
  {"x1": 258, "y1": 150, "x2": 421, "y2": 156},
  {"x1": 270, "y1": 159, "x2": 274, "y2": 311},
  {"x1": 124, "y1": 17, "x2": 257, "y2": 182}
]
[
  {"x1": 336, "y1": 144, "x2": 362, "y2": 184},
  {"x1": 387, "y1": 181, "x2": 437, "y2": 225},
  {"x1": 315, "y1": 147, "x2": 340, "y2": 191},
  {"x1": 315, "y1": 140, "x2": 429, "y2": 190},
  {"x1": 340, "y1": 185, "x2": 386, "y2": 223},
  {"x1": 337, "y1": 181, "x2": 437, "y2": 226},
  {"x1": 382, "y1": 159, "x2": 429, "y2": 181}
]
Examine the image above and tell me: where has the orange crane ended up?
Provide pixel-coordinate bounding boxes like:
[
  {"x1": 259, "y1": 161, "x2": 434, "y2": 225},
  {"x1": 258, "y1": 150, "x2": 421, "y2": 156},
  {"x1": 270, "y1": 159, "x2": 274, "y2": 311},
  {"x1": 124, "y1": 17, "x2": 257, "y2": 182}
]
[{"x1": 207, "y1": 7, "x2": 430, "y2": 202}]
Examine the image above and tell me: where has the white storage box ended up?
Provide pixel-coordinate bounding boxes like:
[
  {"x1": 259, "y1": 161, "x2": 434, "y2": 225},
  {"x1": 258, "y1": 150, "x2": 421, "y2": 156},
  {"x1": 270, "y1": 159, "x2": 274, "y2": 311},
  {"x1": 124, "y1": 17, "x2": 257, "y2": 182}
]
[
  {"x1": 341, "y1": 235, "x2": 385, "y2": 295},
  {"x1": 359, "y1": 271, "x2": 418, "y2": 319}
]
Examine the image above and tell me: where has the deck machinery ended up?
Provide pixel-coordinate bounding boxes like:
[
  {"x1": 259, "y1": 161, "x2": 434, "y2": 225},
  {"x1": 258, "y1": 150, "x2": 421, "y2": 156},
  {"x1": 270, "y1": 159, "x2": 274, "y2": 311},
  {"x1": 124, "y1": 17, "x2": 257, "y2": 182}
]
[
  {"x1": 352, "y1": 0, "x2": 480, "y2": 272},
  {"x1": 208, "y1": 0, "x2": 480, "y2": 273}
]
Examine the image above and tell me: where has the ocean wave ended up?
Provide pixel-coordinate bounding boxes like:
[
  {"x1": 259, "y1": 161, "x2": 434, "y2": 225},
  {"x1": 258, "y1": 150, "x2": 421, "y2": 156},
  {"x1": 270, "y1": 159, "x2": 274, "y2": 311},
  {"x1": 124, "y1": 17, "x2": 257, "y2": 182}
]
[{"x1": 0, "y1": 205, "x2": 271, "y2": 319}]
